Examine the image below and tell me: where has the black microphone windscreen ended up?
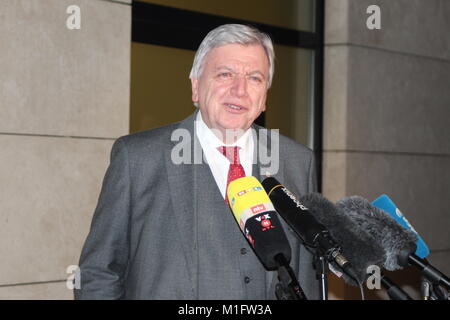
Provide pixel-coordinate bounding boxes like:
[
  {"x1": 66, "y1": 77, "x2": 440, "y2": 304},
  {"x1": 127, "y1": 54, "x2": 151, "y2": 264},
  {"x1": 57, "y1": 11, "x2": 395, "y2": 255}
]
[
  {"x1": 245, "y1": 211, "x2": 292, "y2": 270},
  {"x1": 336, "y1": 196, "x2": 418, "y2": 271},
  {"x1": 300, "y1": 193, "x2": 386, "y2": 285}
]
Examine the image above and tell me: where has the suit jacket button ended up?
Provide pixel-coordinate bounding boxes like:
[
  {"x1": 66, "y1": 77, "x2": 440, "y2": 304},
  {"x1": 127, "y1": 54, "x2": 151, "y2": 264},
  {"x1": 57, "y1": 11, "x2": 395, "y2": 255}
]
[
  {"x1": 244, "y1": 276, "x2": 251, "y2": 284},
  {"x1": 240, "y1": 248, "x2": 247, "y2": 255}
]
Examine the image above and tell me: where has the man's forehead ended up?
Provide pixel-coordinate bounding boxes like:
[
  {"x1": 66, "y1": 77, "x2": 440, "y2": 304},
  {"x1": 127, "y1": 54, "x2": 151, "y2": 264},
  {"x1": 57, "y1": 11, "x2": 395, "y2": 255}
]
[
  {"x1": 205, "y1": 44, "x2": 269, "y2": 70},
  {"x1": 208, "y1": 43, "x2": 266, "y2": 57}
]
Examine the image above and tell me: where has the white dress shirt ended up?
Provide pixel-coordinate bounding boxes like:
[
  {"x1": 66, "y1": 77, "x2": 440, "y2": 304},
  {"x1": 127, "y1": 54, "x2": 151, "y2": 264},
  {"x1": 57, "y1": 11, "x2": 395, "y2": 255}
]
[{"x1": 195, "y1": 111, "x2": 254, "y2": 199}]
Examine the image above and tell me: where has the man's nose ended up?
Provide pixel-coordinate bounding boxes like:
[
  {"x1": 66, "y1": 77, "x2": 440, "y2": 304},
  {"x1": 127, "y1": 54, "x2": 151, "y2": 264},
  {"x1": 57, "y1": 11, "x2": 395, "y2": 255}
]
[{"x1": 230, "y1": 75, "x2": 248, "y2": 97}]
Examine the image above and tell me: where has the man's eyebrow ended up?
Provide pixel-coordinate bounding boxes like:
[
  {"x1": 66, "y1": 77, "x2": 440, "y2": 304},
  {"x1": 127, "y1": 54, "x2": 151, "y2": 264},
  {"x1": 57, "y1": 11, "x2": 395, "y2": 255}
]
[{"x1": 214, "y1": 66, "x2": 266, "y2": 78}]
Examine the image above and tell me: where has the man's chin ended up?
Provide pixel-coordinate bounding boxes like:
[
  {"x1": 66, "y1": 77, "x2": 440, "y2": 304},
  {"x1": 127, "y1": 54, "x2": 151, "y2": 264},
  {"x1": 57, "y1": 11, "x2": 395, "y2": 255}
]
[{"x1": 219, "y1": 119, "x2": 250, "y2": 131}]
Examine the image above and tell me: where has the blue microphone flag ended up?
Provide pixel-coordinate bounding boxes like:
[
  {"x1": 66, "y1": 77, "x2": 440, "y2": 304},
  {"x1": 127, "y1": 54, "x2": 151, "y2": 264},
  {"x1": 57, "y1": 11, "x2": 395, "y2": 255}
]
[{"x1": 372, "y1": 194, "x2": 429, "y2": 259}]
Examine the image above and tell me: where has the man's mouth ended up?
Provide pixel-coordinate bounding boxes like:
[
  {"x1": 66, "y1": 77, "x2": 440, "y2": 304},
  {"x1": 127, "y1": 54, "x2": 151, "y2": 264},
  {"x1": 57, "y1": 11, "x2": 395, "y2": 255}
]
[{"x1": 225, "y1": 103, "x2": 245, "y2": 111}]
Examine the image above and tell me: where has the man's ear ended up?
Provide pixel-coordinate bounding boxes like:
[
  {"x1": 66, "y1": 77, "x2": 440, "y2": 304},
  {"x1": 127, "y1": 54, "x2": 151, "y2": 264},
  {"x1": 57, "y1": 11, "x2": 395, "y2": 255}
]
[{"x1": 191, "y1": 78, "x2": 199, "y2": 103}]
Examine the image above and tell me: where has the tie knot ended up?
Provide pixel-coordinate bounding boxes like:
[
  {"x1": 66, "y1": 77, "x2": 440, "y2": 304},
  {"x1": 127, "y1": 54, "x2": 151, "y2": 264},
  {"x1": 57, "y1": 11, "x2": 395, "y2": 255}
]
[{"x1": 218, "y1": 146, "x2": 241, "y2": 165}]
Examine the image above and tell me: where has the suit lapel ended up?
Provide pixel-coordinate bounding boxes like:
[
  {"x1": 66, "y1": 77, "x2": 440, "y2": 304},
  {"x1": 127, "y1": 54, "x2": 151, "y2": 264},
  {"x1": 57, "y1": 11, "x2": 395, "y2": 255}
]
[{"x1": 164, "y1": 111, "x2": 201, "y2": 298}]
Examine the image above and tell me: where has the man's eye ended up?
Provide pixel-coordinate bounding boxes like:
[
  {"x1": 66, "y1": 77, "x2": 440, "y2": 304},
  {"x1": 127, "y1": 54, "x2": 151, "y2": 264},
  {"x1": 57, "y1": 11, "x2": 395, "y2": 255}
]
[
  {"x1": 249, "y1": 76, "x2": 262, "y2": 83},
  {"x1": 218, "y1": 72, "x2": 232, "y2": 78}
]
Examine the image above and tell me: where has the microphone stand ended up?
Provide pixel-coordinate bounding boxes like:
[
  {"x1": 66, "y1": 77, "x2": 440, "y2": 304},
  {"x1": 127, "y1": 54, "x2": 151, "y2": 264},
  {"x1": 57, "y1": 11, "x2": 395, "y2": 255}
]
[
  {"x1": 274, "y1": 254, "x2": 308, "y2": 300},
  {"x1": 313, "y1": 254, "x2": 329, "y2": 300},
  {"x1": 421, "y1": 277, "x2": 449, "y2": 300}
]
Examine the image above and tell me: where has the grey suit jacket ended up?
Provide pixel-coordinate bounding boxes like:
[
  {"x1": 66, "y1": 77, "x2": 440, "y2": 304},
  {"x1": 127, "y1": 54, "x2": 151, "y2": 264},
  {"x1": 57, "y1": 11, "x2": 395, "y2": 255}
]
[{"x1": 75, "y1": 111, "x2": 320, "y2": 300}]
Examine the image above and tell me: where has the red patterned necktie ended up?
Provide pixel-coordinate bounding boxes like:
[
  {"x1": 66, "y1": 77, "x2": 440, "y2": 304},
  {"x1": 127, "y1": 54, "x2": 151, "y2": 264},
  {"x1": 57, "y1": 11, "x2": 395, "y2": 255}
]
[{"x1": 218, "y1": 146, "x2": 246, "y2": 204}]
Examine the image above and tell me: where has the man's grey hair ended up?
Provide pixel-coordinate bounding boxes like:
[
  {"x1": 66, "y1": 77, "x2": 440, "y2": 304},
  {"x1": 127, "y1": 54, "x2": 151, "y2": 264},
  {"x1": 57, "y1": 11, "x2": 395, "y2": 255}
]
[{"x1": 189, "y1": 24, "x2": 275, "y2": 88}]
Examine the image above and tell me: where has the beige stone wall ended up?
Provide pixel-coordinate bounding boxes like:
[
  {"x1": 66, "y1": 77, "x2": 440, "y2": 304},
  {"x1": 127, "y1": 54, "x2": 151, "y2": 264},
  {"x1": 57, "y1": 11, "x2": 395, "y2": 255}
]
[
  {"x1": 324, "y1": 0, "x2": 450, "y2": 299},
  {"x1": 0, "y1": 0, "x2": 131, "y2": 299}
]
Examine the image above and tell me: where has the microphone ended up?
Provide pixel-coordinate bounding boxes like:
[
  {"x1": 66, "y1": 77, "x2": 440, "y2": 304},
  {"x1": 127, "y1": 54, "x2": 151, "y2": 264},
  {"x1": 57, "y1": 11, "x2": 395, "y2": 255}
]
[
  {"x1": 372, "y1": 194, "x2": 430, "y2": 259},
  {"x1": 298, "y1": 193, "x2": 384, "y2": 285},
  {"x1": 261, "y1": 177, "x2": 359, "y2": 284},
  {"x1": 227, "y1": 176, "x2": 307, "y2": 300},
  {"x1": 300, "y1": 193, "x2": 413, "y2": 300},
  {"x1": 227, "y1": 176, "x2": 292, "y2": 271},
  {"x1": 337, "y1": 196, "x2": 450, "y2": 291}
]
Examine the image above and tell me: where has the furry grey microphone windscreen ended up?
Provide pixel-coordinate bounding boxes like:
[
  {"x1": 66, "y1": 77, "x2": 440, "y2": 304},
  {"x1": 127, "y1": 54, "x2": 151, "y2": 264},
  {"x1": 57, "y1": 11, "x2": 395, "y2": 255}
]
[
  {"x1": 336, "y1": 196, "x2": 418, "y2": 271},
  {"x1": 299, "y1": 193, "x2": 385, "y2": 285}
]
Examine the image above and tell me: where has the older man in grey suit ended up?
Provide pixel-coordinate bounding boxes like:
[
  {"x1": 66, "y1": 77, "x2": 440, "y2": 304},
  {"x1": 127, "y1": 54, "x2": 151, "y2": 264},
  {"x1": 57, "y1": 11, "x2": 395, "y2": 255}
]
[{"x1": 75, "y1": 24, "x2": 320, "y2": 300}]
